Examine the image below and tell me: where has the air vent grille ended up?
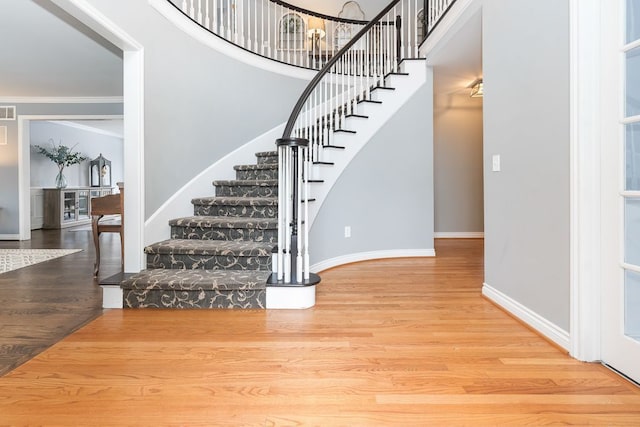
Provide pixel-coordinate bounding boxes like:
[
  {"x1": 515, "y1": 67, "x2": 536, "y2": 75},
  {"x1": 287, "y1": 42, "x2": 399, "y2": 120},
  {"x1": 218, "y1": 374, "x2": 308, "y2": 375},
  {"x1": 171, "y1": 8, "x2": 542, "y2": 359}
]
[{"x1": 0, "y1": 106, "x2": 16, "y2": 120}]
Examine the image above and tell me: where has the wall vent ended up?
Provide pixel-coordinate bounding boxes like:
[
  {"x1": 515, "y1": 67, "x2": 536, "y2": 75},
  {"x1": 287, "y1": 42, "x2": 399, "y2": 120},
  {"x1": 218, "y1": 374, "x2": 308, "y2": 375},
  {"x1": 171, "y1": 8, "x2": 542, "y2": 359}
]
[{"x1": 0, "y1": 106, "x2": 16, "y2": 120}]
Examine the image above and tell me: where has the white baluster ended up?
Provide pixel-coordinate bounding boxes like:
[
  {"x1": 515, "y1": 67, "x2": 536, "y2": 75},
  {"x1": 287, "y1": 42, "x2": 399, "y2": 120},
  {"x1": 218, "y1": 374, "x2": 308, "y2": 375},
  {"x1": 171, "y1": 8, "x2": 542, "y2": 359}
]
[
  {"x1": 303, "y1": 146, "x2": 310, "y2": 280},
  {"x1": 182, "y1": 0, "x2": 187, "y2": 13},
  {"x1": 284, "y1": 146, "x2": 292, "y2": 284},
  {"x1": 277, "y1": 145, "x2": 284, "y2": 281},
  {"x1": 205, "y1": 0, "x2": 210, "y2": 29},
  {"x1": 197, "y1": 0, "x2": 202, "y2": 24},
  {"x1": 189, "y1": 0, "x2": 195, "y2": 19},
  {"x1": 296, "y1": 146, "x2": 303, "y2": 283}
]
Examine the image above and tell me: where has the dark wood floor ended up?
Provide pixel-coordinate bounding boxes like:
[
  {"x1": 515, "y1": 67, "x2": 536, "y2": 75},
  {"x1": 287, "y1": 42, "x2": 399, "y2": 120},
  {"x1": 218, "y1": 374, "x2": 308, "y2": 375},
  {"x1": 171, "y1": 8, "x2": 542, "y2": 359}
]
[{"x1": 0, "y1": 226, "x2": 121, "y2": 376}]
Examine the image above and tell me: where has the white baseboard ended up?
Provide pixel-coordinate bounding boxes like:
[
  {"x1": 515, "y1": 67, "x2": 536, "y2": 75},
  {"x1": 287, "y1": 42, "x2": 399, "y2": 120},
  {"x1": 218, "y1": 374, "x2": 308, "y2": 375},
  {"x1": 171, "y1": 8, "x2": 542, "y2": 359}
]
[
  {"x1": 266, "y1": 285, "x2": 316, "y2": 309},
  {"x1": 434, "y1": 232, "x2": 484, "y2": 239},
  {"x1": 482, "y1": 282, "x2": 570, "y2": 350},
  {"x1": 0, "y1": 234, "x2": 20, "y2": 240},
  {"x1": 311, "y1": 249, "x2": 436, "y2": 273}
]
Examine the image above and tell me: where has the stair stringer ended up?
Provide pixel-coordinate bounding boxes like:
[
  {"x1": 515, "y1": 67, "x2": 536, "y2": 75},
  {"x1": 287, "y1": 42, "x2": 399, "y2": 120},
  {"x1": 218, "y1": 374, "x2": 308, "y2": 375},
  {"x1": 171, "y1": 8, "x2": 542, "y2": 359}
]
[
  {"x1": 144, "y1": 123, "x2": 284, "y2": 247},
  {"x1": 306, "y1": 60, "x2": 427, "y2": 230}
]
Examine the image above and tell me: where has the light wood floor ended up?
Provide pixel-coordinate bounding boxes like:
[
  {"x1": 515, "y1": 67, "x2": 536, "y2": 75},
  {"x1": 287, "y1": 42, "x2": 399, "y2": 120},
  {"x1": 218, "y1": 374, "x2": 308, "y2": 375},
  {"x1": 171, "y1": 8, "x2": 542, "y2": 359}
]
[{"x1": 1, "y1": 239, "x2": 639, "y2": 425}]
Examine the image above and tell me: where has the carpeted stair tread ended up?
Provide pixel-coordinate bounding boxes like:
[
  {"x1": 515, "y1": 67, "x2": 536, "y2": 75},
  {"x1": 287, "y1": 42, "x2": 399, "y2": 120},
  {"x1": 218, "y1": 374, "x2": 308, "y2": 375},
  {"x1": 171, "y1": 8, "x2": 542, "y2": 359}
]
[
  {"x1": 121, "y1": 269, "x2": 269, "y2": 291},
  {"x1": 191, "y1": 196, "x2": 277, "y2": 206},
  {"x1": 145, "y1": 239, "x2": 274, "y2": 256},
  {"x1": 255, "y1": 151, "x2": 277, "y2": 157},
  {"x1": 213, "y1": 179, "x2": 277, "y2": 186},
  {"x1": 170, "y1": 216, "x2": 277, "y2": 229},
  {"x1": 234, "y1": 164, "x2": 277, "y2": 171}
]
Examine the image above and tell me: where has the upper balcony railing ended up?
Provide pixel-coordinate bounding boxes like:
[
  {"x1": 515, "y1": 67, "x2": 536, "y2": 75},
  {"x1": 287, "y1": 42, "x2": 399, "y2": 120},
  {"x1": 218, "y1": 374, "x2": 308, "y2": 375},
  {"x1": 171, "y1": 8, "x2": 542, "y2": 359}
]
[{"x1": 169, "y1": 0, "x2": 447, "y2": 70}]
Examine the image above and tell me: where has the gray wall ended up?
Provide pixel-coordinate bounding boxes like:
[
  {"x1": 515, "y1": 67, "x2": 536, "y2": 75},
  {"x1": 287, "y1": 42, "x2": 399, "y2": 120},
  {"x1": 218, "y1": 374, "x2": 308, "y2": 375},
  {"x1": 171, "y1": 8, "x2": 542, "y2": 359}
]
[
  {"x1": 310, "y1": 79, "x2": 434, "y2": 264},
  {"x1": 434, "y1": 93, "x2": 483, "y2": 233},
  {"x1": 30, "y1": 121, "x2": 124, "y2": 188},
  {"x1": 0, "y1": 102, "x2": 123, "y2": 235},
  {"x1": 83, "y1": 0, "x2": 309, "y2": 217},
  {"x1": 483, "y1": 0, "x2": 570, "y2": 330}
]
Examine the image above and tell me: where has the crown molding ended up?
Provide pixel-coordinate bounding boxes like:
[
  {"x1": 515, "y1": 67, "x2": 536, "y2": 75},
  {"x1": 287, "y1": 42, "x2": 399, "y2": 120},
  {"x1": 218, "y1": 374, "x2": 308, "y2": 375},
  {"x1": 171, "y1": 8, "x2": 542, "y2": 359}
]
[{"x1": 0, "y1": 96, "x2": 123, "y2": 104}]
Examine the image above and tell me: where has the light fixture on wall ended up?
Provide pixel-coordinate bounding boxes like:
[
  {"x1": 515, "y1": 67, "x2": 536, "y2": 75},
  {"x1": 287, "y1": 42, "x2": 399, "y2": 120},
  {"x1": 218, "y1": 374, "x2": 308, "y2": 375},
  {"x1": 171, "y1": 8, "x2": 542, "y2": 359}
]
[
  {"x1": 307, "y1": 17, "x2": 326, "y2": 52},
  {"x1": 469, "y1": 78, "x2": 484, "y2": 98}
]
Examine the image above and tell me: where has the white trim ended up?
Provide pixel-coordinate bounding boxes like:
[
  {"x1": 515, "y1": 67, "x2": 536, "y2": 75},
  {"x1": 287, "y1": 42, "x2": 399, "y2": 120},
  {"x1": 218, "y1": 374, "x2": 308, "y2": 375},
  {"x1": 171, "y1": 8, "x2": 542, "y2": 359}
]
[
  {"x1": 434, "y1": 232, "x2": 484, "y2": 239},
  {"x1": 48, "y1": 0, "x2": 146, "y2": 272},
  {"x1": 622, "y1": 38, "x2": 640, "y2": 52},
  {"x1": 568, "y1": 0, "x2": 603, "y2": 362},
  {"x1": 149, "y1": 0, "x2": 315, "y2": 81},
  {"x1": 621, "y1": 262, "x2": 640, "y2": 274},
  {"x1": 0, "y1": 96, "x2": 123, "y2": 104},
  {"x1": 311, "y1": 249, "x2": 436, "y2": 273},
  {"x1": 266, "y1": 285, "x2": 316, "y2": 309},
  {"x1": 0, "y1": 234, "x2": 20, "y2": 241},
  {"x1": 483, "y1": 282, "x2": 571, "y2": 351},
  {"x1": 621, "y1": 115, "x2": 640, "y2": 124}
]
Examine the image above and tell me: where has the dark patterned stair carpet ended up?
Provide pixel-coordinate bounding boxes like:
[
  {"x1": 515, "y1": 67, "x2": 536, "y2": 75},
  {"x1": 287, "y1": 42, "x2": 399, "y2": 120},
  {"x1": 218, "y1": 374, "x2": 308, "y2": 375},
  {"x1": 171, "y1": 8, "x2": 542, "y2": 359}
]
[
  {"x1": 122, "y1": 269, "x2": 269, "y2": 309},
  {"x1": 170, "y1": 216, "x2": 277, "y2": 242},
  {"x1": 191, "y1": 196, "x2": 277, "y2": 218},
  {"x1": 145, "y1": 239, "x2": 273, "y2": 271},
  {"x1": 255, "y1": 151, "x2": 278, "y2": 164},
  {"x1": 213, "y1": 179, "x2": 277, "y2": 197}
]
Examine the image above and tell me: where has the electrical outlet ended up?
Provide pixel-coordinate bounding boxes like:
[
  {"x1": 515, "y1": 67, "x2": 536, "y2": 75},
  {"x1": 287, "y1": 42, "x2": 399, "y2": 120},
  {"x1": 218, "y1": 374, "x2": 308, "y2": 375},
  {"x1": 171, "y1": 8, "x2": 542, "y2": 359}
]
[
  {"x1": 492, "y1": 154, "x2": 501, "y2": 172},
  {"x1": 344, "y1": 226, "x2": 351, "y2": 238}
]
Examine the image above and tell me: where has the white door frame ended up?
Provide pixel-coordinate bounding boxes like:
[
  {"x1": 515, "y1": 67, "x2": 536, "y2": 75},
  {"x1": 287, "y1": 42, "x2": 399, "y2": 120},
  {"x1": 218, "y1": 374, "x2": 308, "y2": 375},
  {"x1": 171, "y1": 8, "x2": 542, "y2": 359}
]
[
  {"x1": 49, "y1": 0, "x2": 146, "y2": 272},
  {"x1": 569, "y1": 0, "x2": 604, "y2": 362}
]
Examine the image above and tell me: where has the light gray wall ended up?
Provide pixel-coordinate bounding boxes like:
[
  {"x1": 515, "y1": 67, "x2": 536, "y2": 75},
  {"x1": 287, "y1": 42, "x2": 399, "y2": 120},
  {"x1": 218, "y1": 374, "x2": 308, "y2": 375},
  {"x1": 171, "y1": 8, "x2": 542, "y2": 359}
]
[
  {"x1": 83, "y1": 0, "x2": 309, "y2": 217},
  {"x1": 0, "y1": 103, "x2": 123, "y2": 234},
  {"x1": 0, "y1": 0, "x2": 122, "y2": 97},
  {"x1": 310, "y1": 79, "x2": 434, "y2": 264},
  {"x1": 30, "y1": 121, "x2": 124, "y2": 188},
  {"x1": 434, "y1": 93, "x2": 483, "y2": 233},
  {"x1": 483, "y1": 0, "x2": 570, "y2": 330}
]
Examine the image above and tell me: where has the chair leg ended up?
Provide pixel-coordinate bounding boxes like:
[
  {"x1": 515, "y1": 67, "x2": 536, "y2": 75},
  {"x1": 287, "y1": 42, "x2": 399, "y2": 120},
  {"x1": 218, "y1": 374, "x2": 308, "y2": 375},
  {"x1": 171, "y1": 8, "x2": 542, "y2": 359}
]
[
  {"x1": 120, "y1": 230, "x2": 124, "y2": 272},
  {"x1": 92, "y1": 217, "x2": 102, "y2": 277}
]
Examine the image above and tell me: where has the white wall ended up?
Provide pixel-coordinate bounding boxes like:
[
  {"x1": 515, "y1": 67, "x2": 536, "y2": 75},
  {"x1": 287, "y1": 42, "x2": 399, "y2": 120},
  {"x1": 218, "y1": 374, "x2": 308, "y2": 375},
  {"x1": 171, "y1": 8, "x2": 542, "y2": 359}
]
[
  {"x1": 482, "y1": 0, "x2": 570, "y2": 331},
  {"x1": 30, "y1": 121, "x2": 123, "y2": 188},
  {"x1": 434, "y1": 93, "x2": 483, "y2": 233}
]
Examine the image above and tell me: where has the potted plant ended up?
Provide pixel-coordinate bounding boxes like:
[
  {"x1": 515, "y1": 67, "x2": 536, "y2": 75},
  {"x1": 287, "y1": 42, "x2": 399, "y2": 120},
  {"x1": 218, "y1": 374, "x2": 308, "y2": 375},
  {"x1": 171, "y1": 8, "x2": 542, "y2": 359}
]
[{"x1": 34, "y1": 139, "x2": 87, "y2": 189}]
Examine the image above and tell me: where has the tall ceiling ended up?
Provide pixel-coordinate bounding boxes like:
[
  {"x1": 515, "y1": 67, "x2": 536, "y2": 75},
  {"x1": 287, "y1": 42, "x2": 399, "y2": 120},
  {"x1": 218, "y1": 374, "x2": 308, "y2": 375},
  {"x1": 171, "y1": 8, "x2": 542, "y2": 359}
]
[{"x1": 0, "y1": 0, "x2": 123, "y2": 97}]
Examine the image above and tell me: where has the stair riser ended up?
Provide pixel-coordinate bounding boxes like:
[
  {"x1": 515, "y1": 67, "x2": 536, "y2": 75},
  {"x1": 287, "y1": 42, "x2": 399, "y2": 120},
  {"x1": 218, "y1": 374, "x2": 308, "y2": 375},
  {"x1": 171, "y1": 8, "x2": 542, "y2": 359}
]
[
  {"x1": 193, "y1": 204, "x2": 277, "y2": 218},
  {"x1": 257, "y1": 155, "x2": 278, "y2": 165},
  {"x1": 124, "y1": 289, "x2": 266, "y2": 309},
  {"x1": 147, "y1": 253, "x2": 272, "y2": 271},
  {"x1": 236, "y1": 169, "x2": 278, "y2": 181},
  {"x1": 171, "y1": 226, "x2": 277, "y2": 243},
  {"x1": 215, "y1": 185, "x2": 277, "y2": 198}
]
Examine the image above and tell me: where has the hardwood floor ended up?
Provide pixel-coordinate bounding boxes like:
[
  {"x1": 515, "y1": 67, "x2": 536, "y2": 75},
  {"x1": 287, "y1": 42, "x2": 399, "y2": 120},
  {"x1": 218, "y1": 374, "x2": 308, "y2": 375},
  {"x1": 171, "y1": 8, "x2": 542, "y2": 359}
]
[
  {"x1": 0, "y1": 239, "x2": 639, "y2": 425},
  {"x1": 0, "y1": 227, "x2": 121, "y2": 376}
]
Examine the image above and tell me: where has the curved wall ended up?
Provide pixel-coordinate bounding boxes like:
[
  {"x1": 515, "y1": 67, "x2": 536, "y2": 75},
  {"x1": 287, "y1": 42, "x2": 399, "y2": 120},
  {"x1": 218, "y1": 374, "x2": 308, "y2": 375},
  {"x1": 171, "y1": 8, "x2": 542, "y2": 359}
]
[{"x1": 84, "y1": 0, "x2": 310, "y2": 218}]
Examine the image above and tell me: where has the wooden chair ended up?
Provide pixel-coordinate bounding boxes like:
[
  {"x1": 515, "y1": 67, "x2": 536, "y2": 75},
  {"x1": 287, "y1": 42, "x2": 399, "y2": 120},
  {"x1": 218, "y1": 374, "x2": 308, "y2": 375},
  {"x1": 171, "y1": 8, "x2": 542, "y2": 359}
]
[{"x1": 91, "y1": 183, "x2": 124, "y2": 277}]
